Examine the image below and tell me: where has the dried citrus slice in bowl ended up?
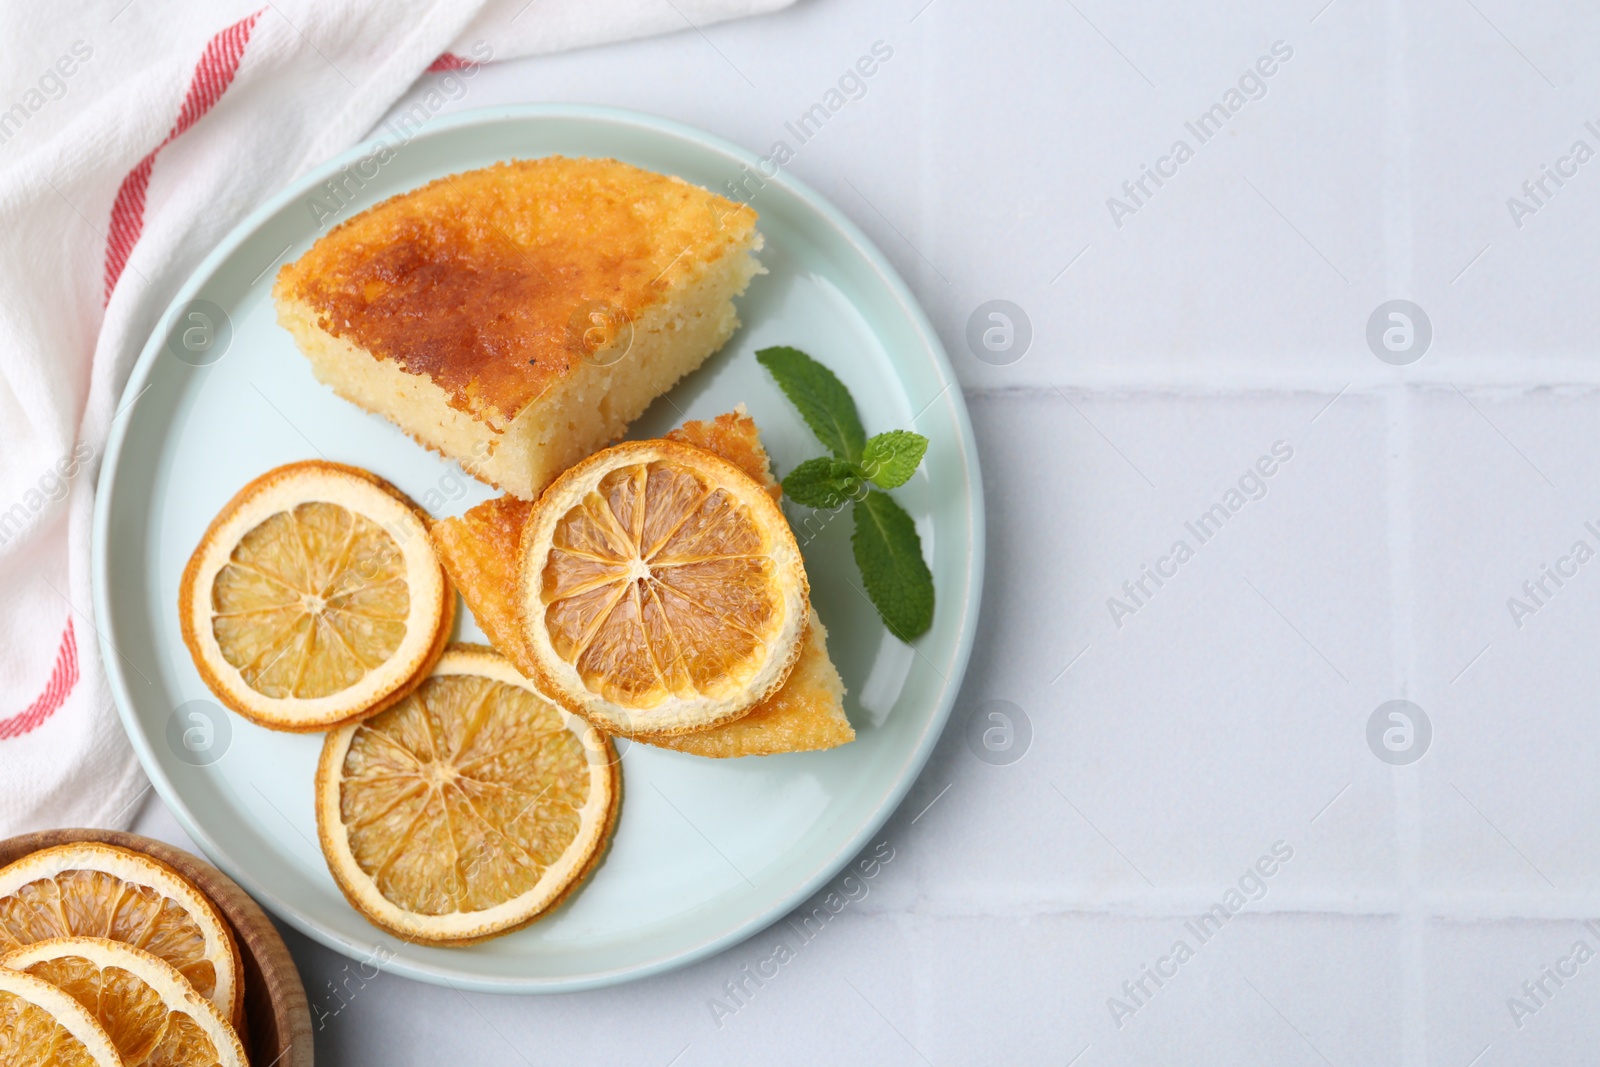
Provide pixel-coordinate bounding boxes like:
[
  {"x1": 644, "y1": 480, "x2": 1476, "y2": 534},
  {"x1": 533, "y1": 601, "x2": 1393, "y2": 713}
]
[
  {"x1": 0, "y1": 844, "x2": 242, "y2": 1030},
  {"x1": 2, "y1": 938, "x2": 246, "y2": 1067},
  {"x1": 179, "y1": 459, "x2": 453, "y2": 732},
  {"x1": 0, "y1": 966, "x2": 121, "y2": 1067},
  {"x1": 516, "y1": 438, "x2": 809, "y2": 737},
  {"x1": 315, "y1": 645, "x2": 620, "y2": 944}
]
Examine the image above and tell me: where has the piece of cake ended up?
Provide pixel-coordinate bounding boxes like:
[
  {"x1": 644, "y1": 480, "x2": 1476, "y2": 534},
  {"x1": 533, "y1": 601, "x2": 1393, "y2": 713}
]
[
  {"x1": 273, "y1": 157, "x2": 763, "y2": 500},
  {"x1": 431, "y1": 410, "x2": 853, "y2": 757}
]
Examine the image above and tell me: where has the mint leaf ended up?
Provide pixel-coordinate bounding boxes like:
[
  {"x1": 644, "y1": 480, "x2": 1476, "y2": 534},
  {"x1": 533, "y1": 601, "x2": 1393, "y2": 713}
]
[
  {"x1": 758, "y1": 345, "x2": 936, "y2": 642},
  {"x1": 781, "y1": 457, "x2": 862, "y2": 509},
  {"x1": 757, "y1": 346, "x2": 866, "y2": 462},
  {"x1": 860, "y1": 431, "x2": 927, "y2": 489},
  {"x1": 851, "y1": 491, "x2": 934, "y2": 640}
]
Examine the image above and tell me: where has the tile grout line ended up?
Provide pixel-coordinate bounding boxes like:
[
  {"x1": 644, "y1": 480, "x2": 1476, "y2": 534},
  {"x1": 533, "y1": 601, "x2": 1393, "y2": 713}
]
[
  {"x1": 961, "y1": 375, "x2": 1600, "y2": 402},
  {"x1": 841, "y1": 893, "x2": 1600, "y2": 920},
  {"x1": 1381, "y1": 0, "x2": 1426, "y2": 1058},
  {"x1": 1390, "y1": 382, "x2": 1428, "y2": 1067}
]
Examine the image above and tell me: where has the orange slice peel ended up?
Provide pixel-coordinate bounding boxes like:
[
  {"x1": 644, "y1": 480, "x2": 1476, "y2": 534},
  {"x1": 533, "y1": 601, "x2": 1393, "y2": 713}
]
[
  {"x1": 3, "y1": 937, "x2": 246, "y2": 1067},
  {"x1": 315, "y1": 645, "x2": 620, "y2": 944},
  {"x1": 516, "y1": 439, "x2": 809, "y2": 737},
  {"x1": 0, "y1": 844, "x2": 241, "y2": 1030},
  {"x1": 179, "y1": 459, "x2": 453, "y2": 732},
  {"x1": 0, "y1": 966, "x2": 121, "y2": 1067}
]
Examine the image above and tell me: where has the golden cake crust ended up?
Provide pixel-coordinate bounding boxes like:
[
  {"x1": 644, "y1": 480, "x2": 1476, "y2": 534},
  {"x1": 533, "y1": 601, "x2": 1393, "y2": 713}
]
[
  {"x1": 431, "y1": 494, "x2": 535, "y2": 670},
  {"x1": 665, "y1": 408, "x2": 782, "y2": 506},
  {"x1": 274, "y1": 157, "x2": 758, "y2": 425}
]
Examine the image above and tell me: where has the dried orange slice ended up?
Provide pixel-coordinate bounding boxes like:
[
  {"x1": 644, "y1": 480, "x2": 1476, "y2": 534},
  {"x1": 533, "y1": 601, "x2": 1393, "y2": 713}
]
[
  {"x1": 3, "y1": 938, "x2": 246, "y2": 1067},
  {"x1": 0, "y1": 967, "x2": 120, "y2": 1067},
  {"x1": 179, "y1": 459, "x2": 454, "y2": 732},
  {"x1": 0, "y1": 845, "x2": 242, "y2": 1029},
  {"x1": 516, "y1": 438, "x2": 809, "y2": 736},
  {"x1": 315, "y1": 645, "x2": 619, "y2": 943}
]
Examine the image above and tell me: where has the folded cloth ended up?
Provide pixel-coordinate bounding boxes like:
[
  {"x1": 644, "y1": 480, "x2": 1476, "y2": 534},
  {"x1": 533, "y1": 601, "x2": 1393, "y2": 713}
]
[{"x1": 0, "y1": 0, "x2": 793, "y2": 837}]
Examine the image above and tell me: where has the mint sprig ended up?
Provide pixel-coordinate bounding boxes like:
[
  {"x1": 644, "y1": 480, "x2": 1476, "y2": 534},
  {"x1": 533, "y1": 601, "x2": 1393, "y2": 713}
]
[
  {"x1": 757, "y1": 346, "x2": 934, "y2": 641},
  {"x1": 756, "y1": 346, "x2": 867, "y2": 462},
  {"x1": 781, "y1": 457, "x2": 863, "y2": 510}
]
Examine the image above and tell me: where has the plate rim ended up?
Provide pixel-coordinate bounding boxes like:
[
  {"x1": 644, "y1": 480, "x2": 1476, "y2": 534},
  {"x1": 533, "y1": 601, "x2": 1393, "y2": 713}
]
[{"x1": 92, "y1": 102, "x2": 986, "y2": 992}]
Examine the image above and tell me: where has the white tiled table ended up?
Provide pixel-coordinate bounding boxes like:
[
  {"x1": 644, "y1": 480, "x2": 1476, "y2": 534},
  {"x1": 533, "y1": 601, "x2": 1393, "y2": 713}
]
[{"x1": 138, "y1": 1, "x2": 1600, "y2": 1061}]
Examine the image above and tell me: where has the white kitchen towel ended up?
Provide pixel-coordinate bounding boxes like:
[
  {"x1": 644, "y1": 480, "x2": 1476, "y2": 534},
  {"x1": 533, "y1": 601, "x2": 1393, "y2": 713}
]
[{"x1": 0, "y1": 0, "x2": 794, "y2": 837}]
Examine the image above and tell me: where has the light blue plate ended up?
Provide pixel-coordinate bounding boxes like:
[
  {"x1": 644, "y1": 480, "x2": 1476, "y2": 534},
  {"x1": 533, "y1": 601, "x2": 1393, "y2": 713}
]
[{"x1": 93, "y1": 105, "x2": 983, "y2": 992}]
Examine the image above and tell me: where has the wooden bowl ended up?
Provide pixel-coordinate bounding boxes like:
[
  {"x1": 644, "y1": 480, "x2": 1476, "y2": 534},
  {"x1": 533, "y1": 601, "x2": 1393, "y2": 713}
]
[{"x1": 0, "y1": 829, "x2": 313, "y2": 1067}]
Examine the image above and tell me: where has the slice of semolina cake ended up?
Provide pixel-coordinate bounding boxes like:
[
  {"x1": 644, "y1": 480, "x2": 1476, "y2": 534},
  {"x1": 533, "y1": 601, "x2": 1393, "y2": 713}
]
[
  {"x1": 274, "y1": 157, "x2": 763, "y2": 500},
  {"x1": 431, "y1": 410, "x2": 853, "y2": 757}
]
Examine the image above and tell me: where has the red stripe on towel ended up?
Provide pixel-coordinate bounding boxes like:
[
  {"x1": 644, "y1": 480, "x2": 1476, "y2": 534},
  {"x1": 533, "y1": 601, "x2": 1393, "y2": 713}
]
[
  {"x1": 103, "y1": 10, "x2": 263, "y2": 302},
  {"x1": 0, "y1": 620, "x2": 79, "y2": 741}
]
